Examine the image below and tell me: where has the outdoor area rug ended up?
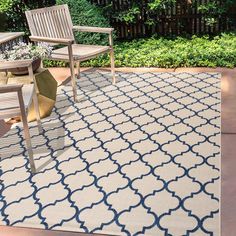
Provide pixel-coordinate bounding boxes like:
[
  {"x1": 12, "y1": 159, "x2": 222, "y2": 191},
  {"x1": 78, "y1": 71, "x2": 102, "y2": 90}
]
[{"x1": 0, "y1": 71, "x2": 221, "y2": 236}]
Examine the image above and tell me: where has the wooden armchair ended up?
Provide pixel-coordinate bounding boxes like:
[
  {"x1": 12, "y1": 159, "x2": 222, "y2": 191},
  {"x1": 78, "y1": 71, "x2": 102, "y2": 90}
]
[
  {"x1": 25, "y1": 4, "x2": 116, "y2": 102},
  {"x1": 0, "y1": 60, "x2": 42, "y2": 173}
]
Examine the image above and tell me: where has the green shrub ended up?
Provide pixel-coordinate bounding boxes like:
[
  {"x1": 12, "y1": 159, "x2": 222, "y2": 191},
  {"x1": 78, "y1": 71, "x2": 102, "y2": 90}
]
[
  {"x1": 0, "y1": 1, "x2": 56, "y2": 32},
  {"x1": 0, "y1": 0, "x2": 12, "y2": 12},
  {"x1": 0, "y1": 12, "x2": 7, "y2": 31},
  {"x1": 56, "y1": 0, "x2": 113, "y2": 45},
  {"x1": 81, "y1": 33, "x2": 236, "y2": 68},
  {"x1": 44, "y1": 33, "x2": 236, "y2": 68},
  {"x1": 0, "y1": 0, "x2": 8, "y2": 31}
]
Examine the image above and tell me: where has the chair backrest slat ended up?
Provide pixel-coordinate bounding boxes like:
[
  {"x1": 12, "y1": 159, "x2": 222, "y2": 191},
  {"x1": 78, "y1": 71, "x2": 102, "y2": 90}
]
[{"x1": 25, "y1": 5, "x2": 74, "y2": 40}]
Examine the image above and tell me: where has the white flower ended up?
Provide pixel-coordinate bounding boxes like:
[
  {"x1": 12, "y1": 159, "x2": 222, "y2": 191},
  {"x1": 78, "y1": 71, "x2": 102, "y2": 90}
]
[{"x1": 2, "y1": 42, "x2": 53, "y2": 61}]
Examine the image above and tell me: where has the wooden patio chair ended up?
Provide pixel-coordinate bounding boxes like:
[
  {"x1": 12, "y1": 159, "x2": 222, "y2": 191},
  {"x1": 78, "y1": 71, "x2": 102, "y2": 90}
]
[
  {"x1": 25, "y1": 4, "x2": 116, "y2": 102},
  {"x1": 0, "y1": 60, "x2": 42, "y2": 173}
]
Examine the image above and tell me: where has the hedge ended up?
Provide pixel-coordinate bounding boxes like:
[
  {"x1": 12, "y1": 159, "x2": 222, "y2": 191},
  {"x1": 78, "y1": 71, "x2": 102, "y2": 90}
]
[
  {"x1": 44, "y1": 33, "x2": 236, "y2": 68},
  {"x1": 56, "y1": 0, "x2": 113, "y2": 45}
]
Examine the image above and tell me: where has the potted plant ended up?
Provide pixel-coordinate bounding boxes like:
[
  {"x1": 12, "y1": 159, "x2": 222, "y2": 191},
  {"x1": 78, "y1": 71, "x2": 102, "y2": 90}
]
[{"x1": 0, "y1": 42, "x2": 52, "y2": 75}]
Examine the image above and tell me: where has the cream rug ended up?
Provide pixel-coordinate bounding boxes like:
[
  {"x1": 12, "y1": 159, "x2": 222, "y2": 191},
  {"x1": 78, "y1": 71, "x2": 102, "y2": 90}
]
[{"x1": 0, "y1": 72, "x2": 221, "y2": 235}]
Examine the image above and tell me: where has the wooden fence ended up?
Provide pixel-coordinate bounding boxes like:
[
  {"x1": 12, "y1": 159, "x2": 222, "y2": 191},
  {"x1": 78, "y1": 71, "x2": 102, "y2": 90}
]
[{"x1": 90, "y1": 0, "x2": 236, "y2": 39}]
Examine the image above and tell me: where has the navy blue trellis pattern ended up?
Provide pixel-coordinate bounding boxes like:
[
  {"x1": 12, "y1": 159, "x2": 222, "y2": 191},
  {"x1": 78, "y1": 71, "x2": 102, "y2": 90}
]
[{"x1": 0, "y1": 72, "x2": 220, "y2": 236}]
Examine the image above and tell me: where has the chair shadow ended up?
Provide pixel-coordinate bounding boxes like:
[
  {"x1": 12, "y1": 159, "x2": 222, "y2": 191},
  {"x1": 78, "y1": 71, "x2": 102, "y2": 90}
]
[
  {"x1": 31, "y1": 121, "x2": 66, "y2": 172},
  {"x1": 61, "y1": 68, "x2": 124, "y2": 91},
  {"x1": 59, "y1": 69, "x2": 126, "y2": 107},
  {"x1": 1, "y1": 70, "x2": 127, "y2": 173},
  {"x1": 1, "y1": 114, "x2": 68, "y2": 173}
]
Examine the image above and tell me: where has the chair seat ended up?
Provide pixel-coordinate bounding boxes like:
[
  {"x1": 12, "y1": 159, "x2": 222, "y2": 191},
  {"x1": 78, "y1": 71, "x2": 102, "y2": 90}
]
[
  {"x1": 0, "y1": 84, "x2": 34, "y2": 119},
  {"x1": 51, "y1": 44, "x2": 111, "y2": 62}
]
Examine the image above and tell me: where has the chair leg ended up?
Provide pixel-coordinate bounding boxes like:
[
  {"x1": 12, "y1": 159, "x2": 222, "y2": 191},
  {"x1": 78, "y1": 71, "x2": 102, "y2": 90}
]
[
  {"x1": 28, "y1": 63, "x2": 42, "y2": 134},
  {"x1": 110, "y1": 49, "x2": 115, "y2": 84},
  {"x1": 70, "y1": 65, "x2": 78, "y2": 102},
  {"x1": 21, "y1": 107, "x2": 36, "y2": 174},
  {"x1": 32, "y1": 90, "x2": 43, "y2": 134},
  {"x1": 68, "y1": 45, "x2": 78, "y2": 102},
  {"x1": 18, "y1": 85, "x2": 36, "y2": 174},
  {"x1": 76, "y1": 61, "x2": 80, "y2": 80}
]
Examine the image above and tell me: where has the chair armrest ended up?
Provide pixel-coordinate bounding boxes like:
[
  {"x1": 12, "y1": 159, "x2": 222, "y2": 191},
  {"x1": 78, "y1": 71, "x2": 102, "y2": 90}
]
[
  {"x1": 0, "y1": 84, "x2": 23, "y2": 93},
  {"x1": 73, "y1": 26, "x2": 114, "y2": 34},
  {"x1": 29, "y1": 36, "x2": 74, "y2": 45},
  {"x1": 0, "y1": 59, "x2": 33, "y2": 70}
]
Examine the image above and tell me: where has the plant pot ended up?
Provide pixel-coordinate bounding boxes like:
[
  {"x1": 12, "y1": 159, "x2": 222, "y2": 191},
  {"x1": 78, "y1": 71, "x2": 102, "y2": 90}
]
[{"x1": 10, "y1": 58, "x2": 41, "y2": 76}]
